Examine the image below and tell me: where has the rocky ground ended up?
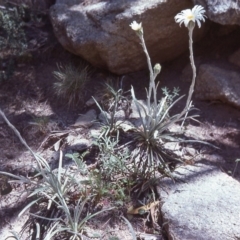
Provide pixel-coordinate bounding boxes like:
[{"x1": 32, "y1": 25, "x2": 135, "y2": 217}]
[{"x1": 0, "y1": 1, "x2": 240, "y2": 240}]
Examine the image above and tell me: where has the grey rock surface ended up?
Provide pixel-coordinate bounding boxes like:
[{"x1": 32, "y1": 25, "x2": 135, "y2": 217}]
[
  {"x1": 73, "y1": 109, "x2": 97, "y2": 128},
  {"x1": 192, "y1": 0, "x2": 240, "y2": 25},
  {"x1": 98, "y1": 111, "x2": 111, "y2": 124},
  {"x1": 50, "y1": 0, "x2": 205, "y2": 74},
  {"x1": 195, "y1": 64, "x2": 240, "y2": 108},
  {"x1": 157, "y1": 163, "x2": 240, "y2": 240},
  {"x1": 229, "y1": 48, "x2": 240, "y2": 68},
  {"x1": 114, "y1": 109, "x2": 126, "y2": 121},
  {"x1": 66, "y1": 135, "x2": 90, "y2": 151},
  {"x1": 116, "y1": 120, "x2": 135, "y2": 132}
]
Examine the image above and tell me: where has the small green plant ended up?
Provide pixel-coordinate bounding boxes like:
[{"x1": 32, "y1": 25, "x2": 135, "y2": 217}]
[
  {"x1": 101, "y1": 77, "x2": 122, "y2": 100},
  {"x1": 94, "y1": 86, "x2": 122, "y2": 135},
  {"x1": 88, "y1": 169, "x2": 131, "y2": 206},
  {"x1": 53, "y1": 63, "x2": 91, "y2": 107},
  {"x1": 90, "y1": 133, "x2": 133, "y2": 204},
  {"x1": 94, "y1": 80, "x2": 131, "y2": 136},
  {"x1": 65, "y1": 152, "x2": 89, "y2": 175},
  {"x1": 97, "y1": 136, "x2": 129, "y2": 179}
]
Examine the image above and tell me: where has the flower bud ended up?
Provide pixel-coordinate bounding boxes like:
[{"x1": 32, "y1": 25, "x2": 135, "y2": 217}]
[{"x1": 153, "y1": 63, "x2": 161, "y2": 76}]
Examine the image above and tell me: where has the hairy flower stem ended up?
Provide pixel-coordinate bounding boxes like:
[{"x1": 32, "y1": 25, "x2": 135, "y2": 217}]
[
  {"x1": 180, "y1": 22, "x2": 196, "y2": 126},
  {"x1": 186, "y1": 22, "x2": 196, "y2": 109},
  {"x1": 139, "y1": 34, "x2": 158, "y2": 113}
]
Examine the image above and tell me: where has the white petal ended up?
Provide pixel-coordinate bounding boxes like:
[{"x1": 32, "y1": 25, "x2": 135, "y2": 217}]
[
  {"x1": 196, "y1": 19, "x2": 201, "y2": 28},
  {"x1": 184, "y1": 9, "x2": 193, "y2": 15},
  {"x1": 175, "y1": 5, "x2": 206, "y2": 28},
  {"x1": 129, "y1": 21, "x2": 142, "y2": 31}
]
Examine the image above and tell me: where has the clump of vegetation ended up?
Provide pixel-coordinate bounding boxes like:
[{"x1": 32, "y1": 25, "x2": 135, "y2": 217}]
[
  {"x1": 0, "y1": 5, "x2": 209, "y2": 239},
  {"x1": 94, "y1": 79, "x2": 131, "y2": 135},
  {"x1": 0, "y1": 2, "x2": 28, "y2": 82},
  {"x1": 53, "y1": 63, "x2": 91, "y2": 107},
  {"x1": 0, "y1": 109, "x2": 113, "y2": 240}
]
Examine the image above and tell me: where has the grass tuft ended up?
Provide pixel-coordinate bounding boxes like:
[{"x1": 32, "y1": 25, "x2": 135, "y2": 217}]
[{"x1": 53, "y1": 63, "x2": 91, "y2": 107}]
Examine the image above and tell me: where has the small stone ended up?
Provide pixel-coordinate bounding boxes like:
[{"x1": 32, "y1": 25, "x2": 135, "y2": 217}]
[
  {"x1": 89, "y1": 129, "x2": 101, "y2": 138},
  {"x1": 98, "y1": 111, "x2": 111, "y2": 124},
  {"x1": 184, "y1": 147, "x2": 196, "y2": 156},
  {"x1": 116, "y1": 120, "x2": 135, "y2": 132},
  {"x1": 115, "y1": 110, "x2": 126, "y2": 121},
  {"x1": 67, "y1": 136, "x2": 90, "y2": 152},
  {"x1": 73, "y1": 109, "x2": 97, "y2": 128}
]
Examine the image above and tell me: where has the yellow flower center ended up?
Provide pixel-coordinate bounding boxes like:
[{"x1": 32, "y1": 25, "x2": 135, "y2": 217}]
[{"x1": 187, "y1": 14, "x2": 194, "y2": 21}]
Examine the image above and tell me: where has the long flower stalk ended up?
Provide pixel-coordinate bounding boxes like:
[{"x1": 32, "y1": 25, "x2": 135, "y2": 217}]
[
  {"x1": 174, "y1": 5, "x2": 206, "y2": 123},
  {"x1": 180, "y1": 22, "x2": 196, "y2": 126},
  {"x1": 186, "y1": 22, "x2": 196, "y2": 108},
  {"x1": 139, "y1": 34, "x2": 157, "y2": 111},
  {"x1": 130, "y1": 21, "x2": 159, "y2": 119}
]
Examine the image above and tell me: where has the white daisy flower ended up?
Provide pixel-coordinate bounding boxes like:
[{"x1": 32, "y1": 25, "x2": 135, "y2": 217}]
[
  {"x1": 175, "y1": 5, "x2": 206, "y2": 28},
  {"x1": 129, "y1": 21, "x2": 142, "y2": 32}
]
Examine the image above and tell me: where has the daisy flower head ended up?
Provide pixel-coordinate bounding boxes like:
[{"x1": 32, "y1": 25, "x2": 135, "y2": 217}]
[
  {"x1": 129, "y1": 21, "x2": 143, "y2": 34},
  {"x1": 175, "y1": 5, "x2": 206, "y2": 28}
]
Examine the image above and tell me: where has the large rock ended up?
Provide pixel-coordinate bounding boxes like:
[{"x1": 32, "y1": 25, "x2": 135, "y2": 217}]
[
  {"x1": 195, "y1": 64, "x2": 240, "y2": 108},
  {"x1": 193, "y1": 0, "x2": 240, "y2": 25},
  {"x1": 229, "y1": 48, "x2": 240, "y2": 68},
  {"x1": 157, "y1": 163, "x2": 240, "y2": 240},
  {"x1": 50, "y1": 0, "x2": 205, "y2": 74}
]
